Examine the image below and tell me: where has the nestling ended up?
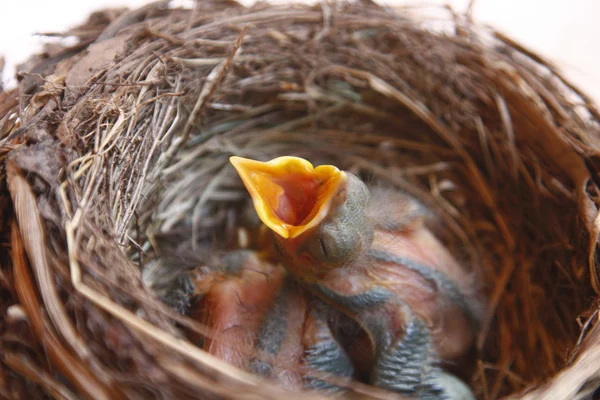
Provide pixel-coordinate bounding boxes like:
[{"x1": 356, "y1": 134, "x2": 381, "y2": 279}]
[
  {"x1": 231, "y1": 155, "x2": 482, "y2": 399},
  {"x1": 189, "y1": 250, "x2": 354, "y2": 393}
]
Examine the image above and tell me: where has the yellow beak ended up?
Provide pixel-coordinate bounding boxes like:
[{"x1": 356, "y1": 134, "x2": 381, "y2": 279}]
[{"x1": 230, "y1": 156, "x2": 347, "y2": 239}]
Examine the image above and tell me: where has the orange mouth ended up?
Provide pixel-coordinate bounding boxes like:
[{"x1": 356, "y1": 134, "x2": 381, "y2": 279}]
[{"x1": 230, "y1": 156, "x2": 347, "y2": 239}]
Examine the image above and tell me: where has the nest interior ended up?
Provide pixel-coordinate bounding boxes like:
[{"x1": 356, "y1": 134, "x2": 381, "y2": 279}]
[{"x1": 1, "y1": 1, "x2": 600, "y2": 399}]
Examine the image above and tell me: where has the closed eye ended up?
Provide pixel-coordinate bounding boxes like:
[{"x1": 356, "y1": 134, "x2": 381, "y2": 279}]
[{"x1": 319, "y1": 237, "x2": 328, "y2": 257}]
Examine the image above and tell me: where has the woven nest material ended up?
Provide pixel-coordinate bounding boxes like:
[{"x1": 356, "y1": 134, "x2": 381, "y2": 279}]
[{"x1": 1, "y1": 1, "x2": 600, "y2": 399}]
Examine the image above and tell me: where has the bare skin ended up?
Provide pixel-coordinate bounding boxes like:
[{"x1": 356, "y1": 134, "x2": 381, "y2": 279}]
[
  {"x1": 191, "y1": 251, "x2": 285, "y2": 368},
  {"x1": 191, "y1": 250, "x2": 353, "y2": 394}
]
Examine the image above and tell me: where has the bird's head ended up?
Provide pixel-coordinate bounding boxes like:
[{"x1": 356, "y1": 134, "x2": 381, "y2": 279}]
[{"x1": 230, "y1": 156, "x2": 373, "y2": 273}]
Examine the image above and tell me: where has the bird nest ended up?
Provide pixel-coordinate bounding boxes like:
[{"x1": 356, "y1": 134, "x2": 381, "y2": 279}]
[{"x1": 1, "y1": 1, "x2": 600, "y2": 399}]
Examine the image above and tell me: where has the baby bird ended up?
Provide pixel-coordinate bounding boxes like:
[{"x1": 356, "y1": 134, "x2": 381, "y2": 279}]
[
  {"x1": 189, "y1": 250, "x2": 354, "y2": 394},
  {"x1": 230, "y1": 156, "x2": 481, "y2": 399}
]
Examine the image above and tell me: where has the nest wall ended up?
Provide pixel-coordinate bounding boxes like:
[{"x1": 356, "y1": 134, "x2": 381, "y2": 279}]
[{"x1": 1, "y1": 1, "x2": 600, "y2": 399}]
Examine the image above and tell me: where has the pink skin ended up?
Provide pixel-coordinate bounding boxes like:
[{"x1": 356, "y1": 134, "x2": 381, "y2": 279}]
[
  {"x1": 192, "y1": 254, "x2": 285, "y2": 368},
  {"x1": 192, "y1": 252, "x2": 337, "y2": 391},
  {"x1": 371, "y1": 228, "x2": 477, "y2": 360}
]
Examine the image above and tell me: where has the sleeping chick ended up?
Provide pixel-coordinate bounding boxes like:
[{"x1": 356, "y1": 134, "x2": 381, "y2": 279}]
[{"x1": 189, "y1": 250, "x2": 354, "y2": 394}]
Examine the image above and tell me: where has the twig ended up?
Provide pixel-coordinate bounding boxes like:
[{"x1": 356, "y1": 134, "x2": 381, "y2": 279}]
[{"x1": 178, "y1": 25, "x2": 248, "y2": 150}]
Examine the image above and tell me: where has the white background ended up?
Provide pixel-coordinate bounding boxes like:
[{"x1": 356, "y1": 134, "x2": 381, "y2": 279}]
[{"x1": 1, "y1": 0, "x2": 599, "y2": 102}]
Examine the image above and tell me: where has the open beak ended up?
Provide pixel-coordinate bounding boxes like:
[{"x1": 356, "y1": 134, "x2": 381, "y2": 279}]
[{"x1": 230, "y1": 156, "x2": 347, "y2": 239}]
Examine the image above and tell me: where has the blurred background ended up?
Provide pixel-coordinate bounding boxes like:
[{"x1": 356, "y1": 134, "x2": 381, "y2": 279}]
[{"x1": 2, "y1": 0, "x2": 599, "y2": 102}]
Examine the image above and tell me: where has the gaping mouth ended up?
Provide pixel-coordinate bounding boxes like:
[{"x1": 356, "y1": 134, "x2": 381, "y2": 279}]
[{"x1": 230, "y1": 156, "x2": 347, "y2": 239}]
